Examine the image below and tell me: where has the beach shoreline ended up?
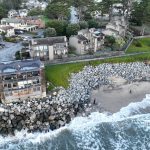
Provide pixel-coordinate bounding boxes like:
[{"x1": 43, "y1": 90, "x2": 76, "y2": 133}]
[{"x1": 90, "y1": 81, "x2": 150, "y2": 113}]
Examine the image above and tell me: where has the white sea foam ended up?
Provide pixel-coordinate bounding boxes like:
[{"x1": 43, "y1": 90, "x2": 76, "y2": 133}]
[{"x1": 0, "y1": 95, "x2": 150, "y2": 150}]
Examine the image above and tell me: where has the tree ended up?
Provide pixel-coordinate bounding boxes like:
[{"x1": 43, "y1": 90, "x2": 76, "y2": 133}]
[
  {"x1": 0, "y1": 5, "x2": 7, "y2": 19},
  {"x1": 44, "y1": 27, "x2": 57, "y2": 37},
  {"x1": 46, "y1": 20, "x2": 67, "y2": 36},
  {"x1": 105, "y1": 36, "x2": 116, "y2": 50},
  {"x1": 99, "y1": 0, "x2": 118, "y2": 20},
  {"x1": 45, "y1": 2, "x2": 70, "y2": 20},
  {"x1": 130, "y1": 0, "x2": 150, "y2": 35},
  {"x1": 88, "y1": 19, "x2": 98, "y2": 28},
  {"x1": 66, "y1": 24, "x2": 80, "y2": 37},
  {"x1": 79, "y1": 21, "x2": 88, "y2": 29},
  {"x1": 28, "y1": 8, "x2": 43, "y2": 16},
  {"x1": 73, "y1": 0, "x2": 95, "y2": 20},
  {"x1": 1, "y1": 0, "x2": 22, "y2": 10}
]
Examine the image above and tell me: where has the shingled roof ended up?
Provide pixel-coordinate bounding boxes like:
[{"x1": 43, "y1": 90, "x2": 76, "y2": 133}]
[
  {"x1": 0, "y1": 59, "x2": 43, "y2": 75},
  {"x1": 31, "y1": 36, "x2": 67, "y2": 46},
  {"x1": 77, "y1": 34, "x2": 88, "y2": 41}
]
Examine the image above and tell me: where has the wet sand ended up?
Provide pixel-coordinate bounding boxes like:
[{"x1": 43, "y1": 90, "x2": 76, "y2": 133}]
[{"x1": 91, "y1": 81, "x2": 150, "y2": 113}]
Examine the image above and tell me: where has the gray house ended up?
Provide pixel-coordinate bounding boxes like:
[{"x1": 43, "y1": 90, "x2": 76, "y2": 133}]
[
  {"x1": 29, "y1": 36, "x2": 68, "y2": 60},
  {"x1": 69, "y1": 28, "x2": 105, "y2": 55}
]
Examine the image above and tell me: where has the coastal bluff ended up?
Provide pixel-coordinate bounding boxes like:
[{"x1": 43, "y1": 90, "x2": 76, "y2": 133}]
[{"x1": 0, "y1": 62, "x2": 150, "y2": 136}]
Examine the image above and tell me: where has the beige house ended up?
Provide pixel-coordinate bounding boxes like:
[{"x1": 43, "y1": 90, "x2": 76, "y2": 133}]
[
  {"x1": 69, "y1": 28, "x2": 105, "y2": 55},
  {"x1": 29, "y1": 36, "x2": 68, "y2": 60},
  {"x1": 0, "y1": 59, "x2": 46, "y2": 104},
  {"x1": 0, "y1": 25, "x2": 15, "y2": 37}
]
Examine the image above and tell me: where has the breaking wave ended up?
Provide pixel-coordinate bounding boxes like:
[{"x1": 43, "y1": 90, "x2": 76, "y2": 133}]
[{"x1": 1, "y1": 95, "x2": 150, "y2": 150}]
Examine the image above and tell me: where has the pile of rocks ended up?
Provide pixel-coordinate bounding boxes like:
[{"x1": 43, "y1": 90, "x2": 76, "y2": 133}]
[
  {"x1": 0, "y1": 62, "x2": 150, "y2": 135},
  {"x1": 0, "y1": 98, "x2": 86, "y2": 135}
]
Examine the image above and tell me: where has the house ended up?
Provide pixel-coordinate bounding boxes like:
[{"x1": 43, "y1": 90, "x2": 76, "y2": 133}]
[
  {"x1": 102, "y1": 16, "x2": 127, "y2": 38},
  {"x1": 23, "y1": 16, "x2": 45, "y2": 29},
  {"x1": 91, "y1": 10, "x2": 109, "y2": 20},
  {"x1": 29, "y1": 36, "x2": 68, "y2": 60},
  {"x1": 69, "y1": 28, "x2": 105, "y2": 55},
  {"x1": 25, "y1": 0, "x2": 48, "y2": 10},
  {"x1": 102, "y1": 3, "x2": 128, "y2": 38},
  {"x1": 18, "y1": 9, "x2": 28, "y2": 18},
  {"x1": 0, "y1": 26, "x2": 15, "y2": 37},
  {"x1": 1, "y1": 18, "x2": 37, "y2": 32},
  {"x1": 0, "y1": 59, "x2": 46, "y2": 103},
  {"x1": 8, "y1": 9, "x2": 18, "y2": 18},
  {"x1": 8, "y1": 9, "x2": 28, "y2": 18}
]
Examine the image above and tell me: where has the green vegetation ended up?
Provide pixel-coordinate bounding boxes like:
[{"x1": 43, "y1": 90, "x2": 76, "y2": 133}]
[
  {"x1": 126, "y1": 38, "x2": 150, "y2": 53},
  {"x1": 45, "y1": 53, "x2": 150, "y2": 89},
  {"x1": 44, "y1": 27, "x2": 57, "y2": 37},
  {"x1": 42, "y1": 16, "x2": 50, "y2": 24},
  {"x1": 28, "y1": 8, "x2": 44, "y2": 16}
]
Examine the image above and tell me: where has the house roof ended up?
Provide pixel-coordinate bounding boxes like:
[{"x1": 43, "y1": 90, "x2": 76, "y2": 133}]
[
  {"x1": 0, "y1": 59, "x2": 43, "y2": 75},
  {"x1": 77, "y1": 34, "x2": 88, "y2": 41},
  {"x1": 0, "y1": 26, "x2": 14, "y2": 31},
  {"x1": 1, "y1": 18, "x2": 25, "y2": 24},
  {"x1": 23, "y1": 16, "x2": 41, "y2": 21},
  {"x1": 31, "y1": 36, "x2": 66, "y2": 46}
]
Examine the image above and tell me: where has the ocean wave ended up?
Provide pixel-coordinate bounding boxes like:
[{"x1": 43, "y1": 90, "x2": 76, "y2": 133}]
[{"x1": 0, "y1": 95, "x2": 150, "y2": 150}]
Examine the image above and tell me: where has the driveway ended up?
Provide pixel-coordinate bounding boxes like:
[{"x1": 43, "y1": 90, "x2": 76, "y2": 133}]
[{"x1": 0, "y1": 42, "x2": 23, "y2": 62}]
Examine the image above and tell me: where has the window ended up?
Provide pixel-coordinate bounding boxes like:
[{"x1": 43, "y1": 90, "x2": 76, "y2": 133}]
[
  {"x1": 37, "y1": 87, "x2": 40, "y2": 91},
  {"x1": 4, "y1": 84, "x2": 7, "y2": 88},
  {"x1": 36, "y1": 52, "x2": 39, "y2": 56},
  {"x1": 44, "y1": 46, "x2": 47, "y2": 49},
  {"x1": 40, "y1": 46, "x2": 43, "y2": 51},
  {"x1": 13, "y1": 83, "x2": 17, "y2": 87},
  {"x1": 8, "y1": 84, "x2": 11, "y2": 88}
]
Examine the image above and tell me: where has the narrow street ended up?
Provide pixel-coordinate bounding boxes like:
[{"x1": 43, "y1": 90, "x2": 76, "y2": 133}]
[{"x1": 0, "y1": 42, "x2": 22, "y2": 62}]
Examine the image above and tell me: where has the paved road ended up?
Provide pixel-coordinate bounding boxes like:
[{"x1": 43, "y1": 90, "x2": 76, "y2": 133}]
[
  {"x1": 0, "y1": 42, "x2": 22, "y2": 62},
  {"x1": 45, "y1": 52, "x2": 150, "y2": 66}
]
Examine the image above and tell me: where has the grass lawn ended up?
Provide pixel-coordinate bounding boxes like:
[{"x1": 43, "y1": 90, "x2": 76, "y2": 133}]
[
  {"x1": 45, "y1": 53, "x2": 150, "y2": 89},
  {"x1": 126, "y1": 38, "x2": 150, "y2": 53},
  {"x1": 41, "y1": 16, "x2": 49, "y2": 24}
]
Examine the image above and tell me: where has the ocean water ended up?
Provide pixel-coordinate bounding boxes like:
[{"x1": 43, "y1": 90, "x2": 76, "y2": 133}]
[{"x1": 1, "y1": 95, "x2": 150, "y2": 150}]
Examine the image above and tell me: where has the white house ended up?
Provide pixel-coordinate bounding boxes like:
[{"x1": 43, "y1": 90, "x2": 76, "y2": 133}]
[
  {"x1": 0, "y1": 26, "x2": 15, "y2": 37},
  {"x1": 91, "y1": 10, "x2": 109, "y2": 20},
  {"x1": 1, "y1": 18, "x2": 37, "y2": 32},
  {"x1": 18, "y1": 9, "x2": 28, "y2": 18},
  {"x1": 8, "y1": 9, "x2": 18, "y2": 18}
]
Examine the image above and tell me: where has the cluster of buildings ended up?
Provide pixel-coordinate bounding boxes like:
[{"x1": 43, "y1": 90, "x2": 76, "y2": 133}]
[
  {"x1": 0, "y1": 2, "x2": 129, "y2": 103},
  {"x1": 0, "y1": 15, "x2": 45, "y2": 37},
  {"x1": 21, "y1": 0, "x2": 48, "y2": 10}
]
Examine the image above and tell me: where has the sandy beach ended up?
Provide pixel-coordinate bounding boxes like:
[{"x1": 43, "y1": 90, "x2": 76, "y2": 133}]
[{"x1": 91, "y1": 81, "x2": 150, "y2": 113}]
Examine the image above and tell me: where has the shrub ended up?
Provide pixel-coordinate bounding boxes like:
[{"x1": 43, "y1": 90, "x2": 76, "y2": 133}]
[{"x1": 134, "y1": 40, "x2": 142, "y2": 47}]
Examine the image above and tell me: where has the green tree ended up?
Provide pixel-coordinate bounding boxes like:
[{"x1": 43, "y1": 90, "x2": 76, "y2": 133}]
[
  {"x1": 0, "y1": 5, "x2": 6, "y2": 19},
  {"x1": 130, "y1": 0, "x2": 150, "y2": 35},
  {"x1": 73, "y1": 0, "x2": 95, "y2": 20},
  {"x1": 66, "y1": 24, "x2": 80, "y2": 37},
  {"x1": 45, "y1": 2, "x2": 70, "y2": 20},
  {"x1": 28, "y1": 8, "x2": 43, "y2": 16},
  {"x1": 46, "y1": 20, "x2": 67, "y2": 36},
  {"x1": 79, "y1": 21, "x2": 88, "y2": 29},
  {"x1": 88, "y1": 19, "x2": 98, "y2": 28},
  {"x1": 105, "y1": 36, "x2": 116, "y2": 50},
  {"x1": 1, "y1": 0, "x2": 22, "y2": 10},
  {"x1": 44, "y1": 27, "x2": 57, "y2": 37}
]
